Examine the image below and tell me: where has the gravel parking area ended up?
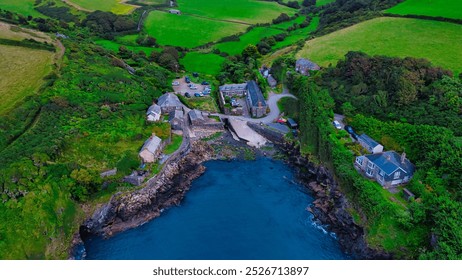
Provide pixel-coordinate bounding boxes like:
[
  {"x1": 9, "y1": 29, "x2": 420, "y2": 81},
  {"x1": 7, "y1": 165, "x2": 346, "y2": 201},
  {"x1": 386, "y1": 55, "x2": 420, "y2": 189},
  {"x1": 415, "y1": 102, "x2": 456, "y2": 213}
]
[{"x1": 172, "y1": 76, "x2": 210, "y2": 97}]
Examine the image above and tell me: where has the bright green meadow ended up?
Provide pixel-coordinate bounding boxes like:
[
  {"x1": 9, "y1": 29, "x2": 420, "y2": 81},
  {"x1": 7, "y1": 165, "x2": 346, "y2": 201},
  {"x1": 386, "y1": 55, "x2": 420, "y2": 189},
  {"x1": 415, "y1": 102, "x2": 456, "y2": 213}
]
[
  {"x1": 144, "y1": 10, "x2": 247, "y2": 48},
  {"x1": 297, "y1": 17, "x2": 462, "y2": 74},
  {"x1": 0, "y1": 0, "x2": 44, "y2": 17},
  {"x1": 386, "y1": 0, "x2": 462, "y2": 20},
  {"x1": 273, "y1": 16, "x2": 319, "y2": 50},
  {"x1": 214, "y1": 27, "x2": 284, "y2": 55},
  {"x1": 180, "y1": 52, "x2": 226, "y2": 76}
]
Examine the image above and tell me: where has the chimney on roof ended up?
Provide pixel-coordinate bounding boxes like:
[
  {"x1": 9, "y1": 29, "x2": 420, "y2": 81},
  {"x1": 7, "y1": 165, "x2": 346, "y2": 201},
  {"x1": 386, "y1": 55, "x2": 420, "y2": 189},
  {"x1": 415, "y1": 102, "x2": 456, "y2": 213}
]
[
  {"x1": 401, "y1": 152, "x2": 406, "y2": 164},
  {"x1": 386, "y1": 153, "x2": 391, "y2": 161},
  {"x1": 258, "y1": 101, "x2": 262, "y2": 108}
]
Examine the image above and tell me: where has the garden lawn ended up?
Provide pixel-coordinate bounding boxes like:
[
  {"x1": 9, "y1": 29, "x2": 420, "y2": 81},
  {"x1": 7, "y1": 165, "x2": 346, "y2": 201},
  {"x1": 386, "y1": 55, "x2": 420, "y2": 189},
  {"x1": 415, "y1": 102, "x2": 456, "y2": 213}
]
[
  {"x1": 176, "y1": 0, "x2": 295, "y2": 24},
  {"x1": 386, "y1": 0, "x2": 462, "y2": 20},
  {"x1": 0, "y1": 0, "x2": 44, "y2": 17},
  {"x1": 144, "y1": 10, "x2": 246, "y2": 48},
  {"x1": 0, "y1": 45, "x2": 54, "y2": 114},
  {"x1": 180, "y1": 52, "x2": 226, "y2": 76},
  {"x1": 67, "y1": 0, "x2": 135, "y2": 14},
  {"x1": 297, "y1": 17, "x2": 462, "y2": 74},
  {"x1": 215, "y1": 27, "x2": 284, "y2": 55}
]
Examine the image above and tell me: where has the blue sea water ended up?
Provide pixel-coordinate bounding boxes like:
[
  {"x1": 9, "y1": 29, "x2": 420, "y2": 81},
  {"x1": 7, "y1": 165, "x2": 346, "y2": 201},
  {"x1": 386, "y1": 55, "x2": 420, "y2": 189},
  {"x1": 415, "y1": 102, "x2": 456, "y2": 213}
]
[{"x1": 83, "y1": 158, "x2": 349, "y2": 260}]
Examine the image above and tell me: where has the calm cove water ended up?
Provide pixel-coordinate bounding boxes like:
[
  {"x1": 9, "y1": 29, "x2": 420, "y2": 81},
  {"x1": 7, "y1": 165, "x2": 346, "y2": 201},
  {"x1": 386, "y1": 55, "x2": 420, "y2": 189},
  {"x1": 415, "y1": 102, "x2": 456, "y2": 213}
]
[{"x1": 83, "y1": 158, "x2": 349, "y2": 260}]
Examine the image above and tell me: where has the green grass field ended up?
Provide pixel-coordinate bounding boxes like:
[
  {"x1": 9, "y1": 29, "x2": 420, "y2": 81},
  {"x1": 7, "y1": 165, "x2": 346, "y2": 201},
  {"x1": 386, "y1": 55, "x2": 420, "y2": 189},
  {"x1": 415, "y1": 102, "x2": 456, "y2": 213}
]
[
  {"x1": 214, "y1": 27, "x2": 284, "y2": 55},
  {"x1": 0, "y1": 45, "x2": 54, "y2": 114},
  {"x1": 386, "y1": 0, "x2": 462, "y2": 20},
  {"x1": 297, "y1": 17, "x2": 462, "y2": 74},
  {"x1": 0, "y1": 0, "x2": 44, "y2": 17},
  {"x1": 272, "y1": 16, "x2": 307, "y2": 30},
  {"x1": 273, "y1": 16, "x2": 319, "y2": 50},
  {"x1": 316, "y1": 0, "x2": 335, "y2": 7},
  {"x1": 144, "y1": 10, "x2": 247, "y2": 48},
  {"x1": 176, "y1": 0, "x2": 295, "y2": 25},
  {"x1": 67, "y1": 0, "x2": 135, "y2": 14},
  {"x1": 180, "y1": 52, "x2": 226, "y2": 75},
  {"x1": 94, "y1": 39, "x2": 160, "y2": 55}
]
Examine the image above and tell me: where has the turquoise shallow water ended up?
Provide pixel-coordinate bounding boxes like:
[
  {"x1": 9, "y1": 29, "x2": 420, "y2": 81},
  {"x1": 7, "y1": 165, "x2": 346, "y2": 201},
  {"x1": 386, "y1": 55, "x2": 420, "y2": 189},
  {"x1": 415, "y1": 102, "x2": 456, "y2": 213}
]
[{"x1": 83, "y1": 158, "x2": 349, "y2": 260}]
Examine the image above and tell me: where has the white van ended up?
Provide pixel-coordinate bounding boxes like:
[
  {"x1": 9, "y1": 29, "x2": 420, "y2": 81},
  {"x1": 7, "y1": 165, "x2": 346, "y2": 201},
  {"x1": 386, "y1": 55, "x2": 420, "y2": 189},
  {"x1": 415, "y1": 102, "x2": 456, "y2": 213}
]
[{"x1": 332, "y1": 120, "x2": 342, "y2": 129}]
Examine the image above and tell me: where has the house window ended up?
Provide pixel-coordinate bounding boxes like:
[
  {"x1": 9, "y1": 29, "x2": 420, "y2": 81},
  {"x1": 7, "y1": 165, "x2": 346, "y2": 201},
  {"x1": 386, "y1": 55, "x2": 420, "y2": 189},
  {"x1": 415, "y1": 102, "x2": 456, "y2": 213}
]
[
  {"x1": 356, "y1": 157, "x2": 363, "y2": 165},
  {"x1": 379, "y1": 170, "x2": 385, "y2": 176},
  {"x1": 378, "y1": 174, "x2": 385, "y2": 184},
  {"x1": 367, "y1": 161, "x2": 375, "y2": 169},
  {"x1": 366, "y1": 168, "x2": 374, "y2": 177},
  {"x1": 394, "y1": 171, "x2": 401, "y2": 179}
]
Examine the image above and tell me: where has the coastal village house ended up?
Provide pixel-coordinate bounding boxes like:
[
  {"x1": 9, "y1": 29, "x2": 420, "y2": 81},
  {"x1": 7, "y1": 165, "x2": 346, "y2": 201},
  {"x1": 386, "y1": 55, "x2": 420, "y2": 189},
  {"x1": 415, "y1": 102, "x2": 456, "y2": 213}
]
[
  {"x1": 219, "y1": 83, "x2": 248, "y2": 97},
  {"x1": 188, "y1": 109, "x2": 205, "y2": 126},
  {"x1": 157, "y1": 92, "x2": 183, "y2": 114},
  {"x1": 246, "y1": 80, "x2": 267, "y2": 118},
  {"x1": 169, "y1": 109, "x2": 184, "y2": 131},
  {"x1": 295, "y1": 58, "x2": 320, "y2": 76},
  {"x1": 357, "y1": 134, "x2": 384, "y2": 154},
  {"x1": 355, "y1": 151, "x2": 415, "y2": 189},
  {"x1": 139, "y1": 134, "x2": 163, "y2": 163},
  {"x1": 146, "y1": 104, "x2": 161, "y2": 122}
]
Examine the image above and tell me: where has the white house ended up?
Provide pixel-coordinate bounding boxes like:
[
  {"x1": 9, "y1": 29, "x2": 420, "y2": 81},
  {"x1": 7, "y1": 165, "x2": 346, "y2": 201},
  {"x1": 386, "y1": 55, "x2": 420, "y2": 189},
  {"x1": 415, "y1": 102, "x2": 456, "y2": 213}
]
[
  {"x1": 146, "y1": 104, "x2": 161, "y2": 122},
  {"x1": 357, "y1": 134, "x2": 384, "y2": 154}
]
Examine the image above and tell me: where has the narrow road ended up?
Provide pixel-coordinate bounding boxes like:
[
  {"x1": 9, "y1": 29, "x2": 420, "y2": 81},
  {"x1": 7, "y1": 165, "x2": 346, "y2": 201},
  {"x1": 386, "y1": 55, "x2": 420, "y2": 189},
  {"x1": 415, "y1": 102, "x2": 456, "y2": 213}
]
[{"x1": 212, "y1": 89, "x2": 297, "y2": 124}]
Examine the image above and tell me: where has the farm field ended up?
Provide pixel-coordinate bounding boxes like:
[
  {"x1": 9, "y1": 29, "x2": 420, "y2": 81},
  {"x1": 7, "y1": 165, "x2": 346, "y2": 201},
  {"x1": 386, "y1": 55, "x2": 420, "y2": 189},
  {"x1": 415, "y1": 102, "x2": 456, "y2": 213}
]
[
  {"x1": 214, "y1": 27, "x2": 284, "y2": 55},
  {"x1": 144, "y1": 10, "x2": 247, "y2": 48},
  {"x1": 0, "y1": 45, "x2": 54, "y2": 114},
  {"x1": 0, "y1": 0, "x2": 44, "y2": 17},
  {"x1": 273, "y1": 16, "x2": 319, "y2": 50},
  {"x1": 0, "y1": 22, "x2": 52, "y2": 43},
  {"x1": 272, "y1": 16, "x2": 306, "y2": 30},
  {"x1": 94, "y1": 39, "x2": 160, "y2": 55},
  {"x1": 386, "y1": 0, "x2": 462, "y2": 20},
  {"x1": 316, "y1": 0, "x2": 336, "y2": 7},
  {"x1": 297, "y1": 17, "x2": 462, "y2": 74},
  {"x1": 180, "y1": 52, "x2": 226, "y2": 76},
  {"x1": 176, "y1": 0, "x2": 296, "y2": 25},
  {"x1": 66, "y1": 0, "x2": 136, "y2": 14}
]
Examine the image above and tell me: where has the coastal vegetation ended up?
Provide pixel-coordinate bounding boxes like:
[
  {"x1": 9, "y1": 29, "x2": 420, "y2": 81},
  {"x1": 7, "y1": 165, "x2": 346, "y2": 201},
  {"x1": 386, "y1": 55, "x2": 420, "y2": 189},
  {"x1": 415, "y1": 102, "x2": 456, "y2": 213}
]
[{"x1": 297, "y1": 17, "x2": 462, "y2": 74}]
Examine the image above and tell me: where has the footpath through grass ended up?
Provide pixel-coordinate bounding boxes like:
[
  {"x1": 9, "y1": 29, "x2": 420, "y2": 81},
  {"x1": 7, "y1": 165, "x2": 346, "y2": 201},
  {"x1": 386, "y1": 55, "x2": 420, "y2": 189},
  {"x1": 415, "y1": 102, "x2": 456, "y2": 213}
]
[
  {"x1": 297, "y1": 17, "x2": 462, "y2": 74},
  {"x1": 386, "y1": 0, "x2": 462, "y2": 20}
]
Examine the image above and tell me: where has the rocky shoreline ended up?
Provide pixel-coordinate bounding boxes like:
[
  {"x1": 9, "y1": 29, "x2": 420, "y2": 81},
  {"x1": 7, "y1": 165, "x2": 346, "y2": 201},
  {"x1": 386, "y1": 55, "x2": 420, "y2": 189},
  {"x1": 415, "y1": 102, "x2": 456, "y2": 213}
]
[{"x1": 73, "y1": 131, "x2": 390, "y2": 260}]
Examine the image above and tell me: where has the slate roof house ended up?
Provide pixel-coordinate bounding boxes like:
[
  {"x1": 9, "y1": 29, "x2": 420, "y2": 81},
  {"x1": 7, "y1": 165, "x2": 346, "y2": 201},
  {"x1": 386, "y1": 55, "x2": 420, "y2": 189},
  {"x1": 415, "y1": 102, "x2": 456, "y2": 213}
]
[
  {"x1": 188, "y1": 109, "x2": 205, "y2": 126},
  {"x1": 355, "y1": 151, "x2": 415, "y2": 188},
  {"x1": 357, "y1": 134, "x2": 384, "y2": 154},
  {"x1": 169, "y1": 109, "x2": 184, "y2": 130},
  {"x1": 146, "y1": 104, "x2": 161, "y2": 122},
  {"x1": 245, "y1": 80, "x2": 267, "y2": 118},
  {"x1": 219, "y1": 83, "x2": 248, "y2": 97},
  {"x1": 139, "y1": 135, "x2": 163, "y2": 163},
  {"x1": 295, "y1": 58, "x2": 320, "y2": 76},
  {"x1": 157, "y1": 93, "x2": 183, "y2": 114}
]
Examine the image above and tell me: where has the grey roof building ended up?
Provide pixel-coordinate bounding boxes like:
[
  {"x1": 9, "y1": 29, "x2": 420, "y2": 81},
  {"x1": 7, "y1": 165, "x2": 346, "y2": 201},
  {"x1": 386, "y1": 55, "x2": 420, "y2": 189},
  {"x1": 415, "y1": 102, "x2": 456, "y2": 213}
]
[
  {"x1": 188, "y1": 109, "x2": 205, "y2": 126},
  {"x1": 357, "y1": 134, "x2": 384, "y2": 154},
  {"x1": 355, "y1": 151, "x2": 415, "y2": 189},
  {"x1": 295, "y1": 58, "x2": 320, "y2": 76},
  {"x1": 219, "y1": 83, "x2": 248, "y2": 97},
  {"x1": 267, "y1": 75, "x2": 277, "y2": 88},
  {"x1": 157, "y1": 93, "x2": 183, "y2": 114},
  {"x1": 146, "y1": 104, "x2": 161, "y2": 122},
  {"x1": 169, "y1": 109, "x2": 184, "y2": 130},
  {"x1": 246, "y1": 80, "x2": 267, "y2": 118},
  {"x1": 139, "y1": 135, "x2": 163, "y2": 163}
]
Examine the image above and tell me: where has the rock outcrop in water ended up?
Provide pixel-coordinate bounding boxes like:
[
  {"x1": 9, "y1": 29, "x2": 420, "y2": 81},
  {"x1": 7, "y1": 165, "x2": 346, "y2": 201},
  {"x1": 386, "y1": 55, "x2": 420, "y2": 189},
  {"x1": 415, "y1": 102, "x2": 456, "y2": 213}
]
[
  {"x1": 80, "y1": 142, "x2": 214, "y2": 238},
  {"x1": 281, "y1": 142, "x2": 392, "y2": 260}
]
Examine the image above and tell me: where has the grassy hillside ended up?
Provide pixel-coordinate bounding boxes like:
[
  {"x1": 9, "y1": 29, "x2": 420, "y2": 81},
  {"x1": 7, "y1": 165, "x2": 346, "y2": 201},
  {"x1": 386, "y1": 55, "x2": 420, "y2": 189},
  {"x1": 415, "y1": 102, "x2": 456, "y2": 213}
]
[
  {"x1": 66, "y1": 0, "x2": 136, "y2": 14},
  {"x1": 144, "y1": 10, "x2": 247, "y2": 48},
  {"x1": 297, "y1": 17, "x2": 462, "y2": 74},
  {"x1": 176, "y1": 0, "x2": 296, "y2": 25},
  {"x1": 180, "y1": 52, "x2": 226, "y2": 76},
  {"x1": 273, "y1": 16, "x2": 319, "y2": 50},
  {"x1": 316, "y1": 0, "x2": 336, "y2": 7},
  {"x1": 386, "y1": 0, "x2": 462, "y2": 20},
  {"x1": 0, "y1": 0, "x2": 44, "y2": 17}
]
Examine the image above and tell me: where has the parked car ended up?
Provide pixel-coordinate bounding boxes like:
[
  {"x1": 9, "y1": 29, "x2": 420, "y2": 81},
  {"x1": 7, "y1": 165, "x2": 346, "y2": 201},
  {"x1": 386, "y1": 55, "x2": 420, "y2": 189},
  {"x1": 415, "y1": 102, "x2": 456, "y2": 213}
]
[
  {"x1": 185, "y1": 92, "x2": 191, "y2": 98},
  {"x1": 201, "y1": 81, "x2": 209, "y2": 85},
  {"x1": 194, "y1": 92, "x2": 203, "y2": 97},
  {"x1": 172, "y1": 81, "x2": 179, "y2": 86},
  {"x1": 332, "y1": 120, "x2": 342, "y2": 129},
  {"x1": 344, "y1": 125, "x2": 354, "y2": 134},
  {"x1": 185, "y1": 76, "x2": 190, "y2": 83},
  {"x1": 190, "y1": 85, "x2": 198, "y2": 90}
]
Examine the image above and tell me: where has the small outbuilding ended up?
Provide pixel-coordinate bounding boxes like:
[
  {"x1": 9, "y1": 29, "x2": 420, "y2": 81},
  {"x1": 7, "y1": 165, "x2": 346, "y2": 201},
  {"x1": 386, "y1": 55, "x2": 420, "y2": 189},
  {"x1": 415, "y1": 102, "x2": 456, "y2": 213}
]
[
  {"x1": 357, "y1": 134, "x2": 384, "y2": 154},
  {"x1": 146, "y1": 104, "x2": 161, "y2": 122},
  {"x1": 287, "y1": 118, "x2": 298, "y2": 129},
  {"x1": 188, "y1": 109, "x2": 205, "y2": 126},
  {"x1": 139, "y1": 134, "x2": 163, "y2": 163},
  {"x1": 169, "y1": 109, "x2": 184, "y2": 130},
  {"x1": 295, "y1": 58, "x2": 320, "y2": 76}
]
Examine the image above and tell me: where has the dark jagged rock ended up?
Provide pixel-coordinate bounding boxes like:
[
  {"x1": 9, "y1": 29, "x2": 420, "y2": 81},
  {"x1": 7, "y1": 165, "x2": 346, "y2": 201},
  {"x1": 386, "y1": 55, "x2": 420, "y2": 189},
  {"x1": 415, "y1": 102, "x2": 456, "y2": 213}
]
[{"x1": 282, "y1": 142, "x2": 392, "y2": 260}]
